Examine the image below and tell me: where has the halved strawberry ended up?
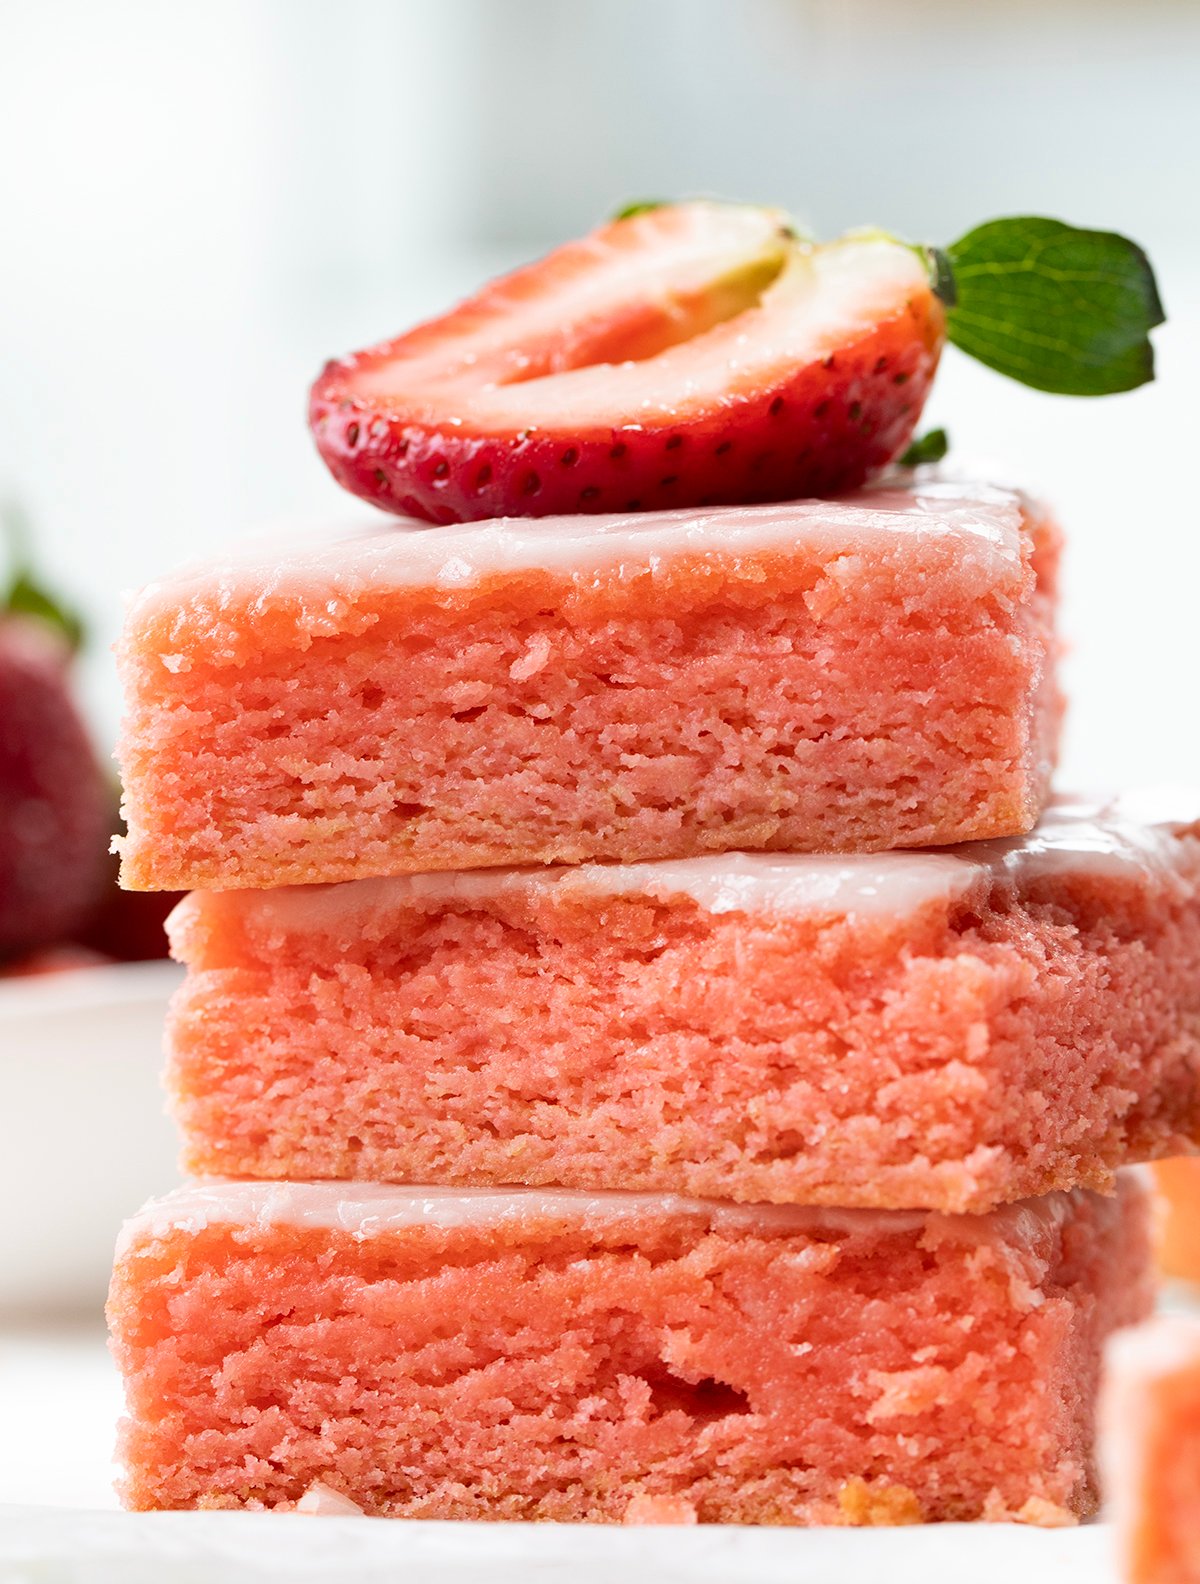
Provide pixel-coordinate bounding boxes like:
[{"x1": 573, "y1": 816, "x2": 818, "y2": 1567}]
[{"x1": 309, "y1": 202, "x2": 944, "y2": 523}]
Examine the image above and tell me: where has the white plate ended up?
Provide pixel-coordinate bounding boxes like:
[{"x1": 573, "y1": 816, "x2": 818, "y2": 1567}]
[
  {"x1": 0, "y1": 1505, "x2": 1119, "y2": 1584},
  {"x1": 0, "y1": 961, "x2": 182, "y2": 1316}
]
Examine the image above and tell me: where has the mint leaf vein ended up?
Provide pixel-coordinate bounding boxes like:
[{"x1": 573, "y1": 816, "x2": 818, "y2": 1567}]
[{"x1": 940, "y1": 216, "x2": 1164, "y2": 396}]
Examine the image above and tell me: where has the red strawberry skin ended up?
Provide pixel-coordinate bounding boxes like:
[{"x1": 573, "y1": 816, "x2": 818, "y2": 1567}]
[
  {"x1": 309, "y1": 206, "x2": 945, "y2": 524},
  {"x1": 314, "y1": 311, "x2": 940, "y2": 522},
  {"x1": 0, "y1": 618, "x2": 110, "y2": 958}
]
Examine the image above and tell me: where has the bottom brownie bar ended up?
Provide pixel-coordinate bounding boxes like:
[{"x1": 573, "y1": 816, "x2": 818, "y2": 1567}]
[{"x1": 108, "y1": 1177, "x2": 1151, "y2": 1524}]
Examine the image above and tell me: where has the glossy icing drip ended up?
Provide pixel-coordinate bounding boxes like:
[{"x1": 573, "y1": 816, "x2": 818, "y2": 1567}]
[
  {"x1": 174, "y1": 793, "x2": 1199, "y2": 942},
  {"x1": 118, "y1": 1179, "x2": 1083, "y2": 1254}
]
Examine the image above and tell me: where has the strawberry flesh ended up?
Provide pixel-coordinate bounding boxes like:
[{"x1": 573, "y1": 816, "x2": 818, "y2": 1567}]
[{"x1": 310, "y1": 203, "x2": 945, "y2": 523}]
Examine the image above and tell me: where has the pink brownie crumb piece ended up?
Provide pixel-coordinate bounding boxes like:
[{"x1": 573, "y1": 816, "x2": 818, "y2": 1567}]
[
  {"x1": 295, "y1": 1481, "x2": 365, "y2": 1516},
  {"x1": 1148, "y1": 1158, "x2": 1200, "y2": 1283},
  {"x1": 166, "y1": 799, "x2": 1200, "y2": 1213},
  {"x1": 622, "y1": 1494, "x2": 698, "y2": 1525},
  {"x1": 1102, "y1": 1315, "x2": 1200, "y2": 1583},
  {"x1": 116, "y1": 476, "x2": 1059, "y2": 890},
  {"x1": 109, "y1": 1177, "x2": 1151, "y2": 1524}
]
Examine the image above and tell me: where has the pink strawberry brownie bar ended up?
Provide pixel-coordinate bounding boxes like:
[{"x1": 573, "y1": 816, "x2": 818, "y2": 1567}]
[
  {"x1": 116, "y1": 475, "x2": 1059, "y2": 890},
  {"x1": 166, "y1": 796, "x2": 1200, "y2": 1213},
  {"x1": 109, "y1": 1175, "x2": 1150, "y2": 1523},
  {"x1": 1149, "y1": 1158, "x2": 1200, "y2": 1283},
  {"x1": 1102, "y1": 1316, "x2": 1200, "y2": 1583}
]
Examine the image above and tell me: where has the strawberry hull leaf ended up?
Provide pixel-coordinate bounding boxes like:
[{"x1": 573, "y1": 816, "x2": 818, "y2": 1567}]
[
  {"x1": 899, "y1": 428, "x2": 949, "y2": 467},
  {"x1": 943, "y1": 216, "x2": 1165, "y2": 396},
  {"x1": 611, "y1": 199, "x2": 669, "y2": 221},
  {"x1": 2, "y1": 501, "x2": 86, "y2": 652},
  {"x1": 5, "y1": 571, "x2": 84, "y2": 652}
]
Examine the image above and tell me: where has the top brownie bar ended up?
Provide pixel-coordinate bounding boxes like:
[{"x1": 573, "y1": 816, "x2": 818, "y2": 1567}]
[{"x1": 117, "y1": 474, "x2": 1059, "y2": 890}]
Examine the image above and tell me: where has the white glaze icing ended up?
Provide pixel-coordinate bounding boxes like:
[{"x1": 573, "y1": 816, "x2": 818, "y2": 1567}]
[
  {"x1": 174, "y1": 793, "x2": 1200, "y2": 942},
  {"x1": 182, "y1": 850, "x2": 979, "y2": 935},
  {"x1": 116, "y1": 1179, "x2": 1083, "y2": 1257},
  {"x1": 126, "y1": 474, "x2": 1029, "y2": 625},
  {"x1": 961, "y1": 792, "x2": 1200, "y2": 888}
]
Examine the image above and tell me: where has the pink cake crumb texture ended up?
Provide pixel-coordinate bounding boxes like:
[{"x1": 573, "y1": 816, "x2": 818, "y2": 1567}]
[
  {"x1": 1102, "y1": 1315, "x2": 1200, "y2": 1584},
  {"x1": 108, "y1": 1177, "x2": 1152, "y2": 1524},
  {"x1": 166, "y1": 797, "x2": 1200, "y2": 1212},
  {"x1": 116, "y1": 475, "x2": 1060, "y2": 890}
]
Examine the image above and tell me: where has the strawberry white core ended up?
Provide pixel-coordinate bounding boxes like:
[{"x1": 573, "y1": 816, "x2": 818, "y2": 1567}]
[{"x1": 348, "y1": 206, "x2": 930, "y2": 432}]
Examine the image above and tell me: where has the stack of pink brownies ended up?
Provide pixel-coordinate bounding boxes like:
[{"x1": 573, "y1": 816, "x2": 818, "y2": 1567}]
[{"x1": 108, "y1": 475, "x2": 1200, "y2": 1524}]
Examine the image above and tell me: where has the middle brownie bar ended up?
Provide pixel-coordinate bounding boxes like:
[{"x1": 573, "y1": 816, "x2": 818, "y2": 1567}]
[{"x1": 167, "y1": 799, "x2": 1200, "y2": 1212}]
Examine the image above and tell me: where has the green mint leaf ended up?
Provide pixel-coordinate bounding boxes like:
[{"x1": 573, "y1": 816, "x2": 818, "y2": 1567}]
[
  {"x1": 612, "y1": 200, "x2": 669, "y2": 221},
  {"x1": 941, "y1": 216, "x2": 1164, "y2": 396},
  {"x1": 2, "y1": 500, "x2": 86, "y2": 652},
  {"x1": 899, "y1": 428, "x2": 949, "y2": 467}
]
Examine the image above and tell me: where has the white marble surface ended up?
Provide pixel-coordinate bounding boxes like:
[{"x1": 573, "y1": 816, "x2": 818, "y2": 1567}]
[{"x1": 0, "y1": 1503, "x2": 1119, "y2": 1584}]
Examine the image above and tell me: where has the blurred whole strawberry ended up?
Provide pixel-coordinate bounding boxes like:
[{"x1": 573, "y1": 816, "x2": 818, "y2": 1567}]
[{"x1": 0, "y1": 505, "x2": 109, "y2": 958}]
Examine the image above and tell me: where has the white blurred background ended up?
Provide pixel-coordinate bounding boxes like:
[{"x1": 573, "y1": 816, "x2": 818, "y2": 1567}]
[{"x1": 1, "y1": 0, "x2": 1197, "y2": 782}]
